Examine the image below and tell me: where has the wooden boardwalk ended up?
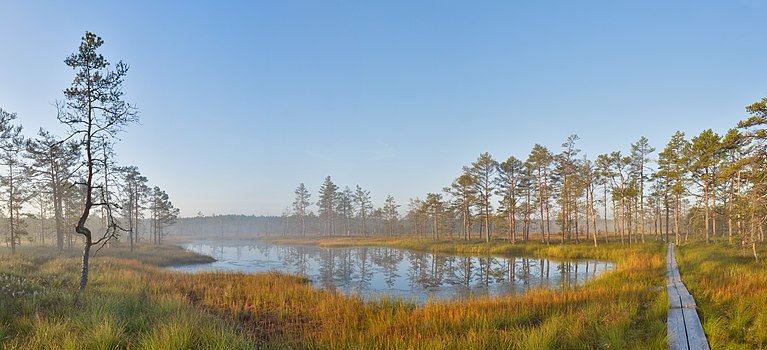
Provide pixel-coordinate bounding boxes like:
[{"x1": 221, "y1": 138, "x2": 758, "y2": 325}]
[{"x1": 666, "y1": 243, "x2": 710, "y2": 350}]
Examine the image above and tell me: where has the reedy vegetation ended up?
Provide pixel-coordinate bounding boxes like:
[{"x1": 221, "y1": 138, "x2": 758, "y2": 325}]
[
  {"x1": 1, "y1": 241, "x2": 666, "y2": 349},
  {"x1": 675, "y1": 242, "x2": 767, "y2": 349}
]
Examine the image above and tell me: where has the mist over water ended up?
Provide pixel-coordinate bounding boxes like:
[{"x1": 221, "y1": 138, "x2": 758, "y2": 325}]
[{"x1": 170, "y1": 240, "x2": 613, "y2": 303}]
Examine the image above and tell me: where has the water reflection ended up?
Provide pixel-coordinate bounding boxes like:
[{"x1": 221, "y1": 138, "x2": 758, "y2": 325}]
[{"x1": 170, "y1": 240, "x2": 613, "y2": 303}]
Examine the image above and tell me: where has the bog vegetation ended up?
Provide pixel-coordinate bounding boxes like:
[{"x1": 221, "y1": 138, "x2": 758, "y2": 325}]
[
  {"x1": 1, "y1": 242, "x2": 668, "y2": 349},
  {"x1": 2, "y1": 31, "x2": 767, "y2": 349}
]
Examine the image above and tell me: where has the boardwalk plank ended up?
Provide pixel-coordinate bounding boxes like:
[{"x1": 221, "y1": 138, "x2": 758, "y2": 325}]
[
  {"x1": 679, "y1": 293, "x2": 697, "y2": 308},
  {"x1": 682, "y1": 308, "x2": 709, "y2": 350},
  {"x1": 668, "y1": 309, "x2": 688, "y2": 350},
  {"x1": 666, "y1": 244, "x2": 710, "y2": 350}
]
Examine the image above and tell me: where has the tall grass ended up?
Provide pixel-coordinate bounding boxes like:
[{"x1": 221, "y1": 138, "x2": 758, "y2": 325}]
[
  {"x1": 0, "y1": 245, "x2": 253, "y2": 349},
  {"x1": 1, "y1": 240, "x2": 667, "y2": 349},
  {"x1": 178, "y1": 238, "x2": 668, "y2": 349},
  {"x1": 676, "y1": 242, "x2": 767, "y2": 349}
]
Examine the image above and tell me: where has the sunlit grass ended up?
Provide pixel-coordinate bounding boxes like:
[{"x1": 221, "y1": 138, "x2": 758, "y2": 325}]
[
  {"x1": 1, "y1": 240, "x2": 667, "y2": 349},
  {"x1": 0, "y1": 245, "x2": 251, "y2": 349},
  {"x1": 676, "y1": 242, "x2": 767, "y2": 349}
]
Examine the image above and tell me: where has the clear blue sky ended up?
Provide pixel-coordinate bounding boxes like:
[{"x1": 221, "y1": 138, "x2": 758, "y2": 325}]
[{"x1": 0, "y1": 1, "x2": 765, "y2": 216}]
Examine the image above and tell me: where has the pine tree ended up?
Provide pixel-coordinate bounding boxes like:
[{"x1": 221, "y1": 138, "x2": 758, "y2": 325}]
[
  {"x1": 353, "y1": 185, "x2": 372, "y2": 236},
  {"x1": 317, "y1": 176, "x2": 338, "y2": 235},
  {"x1": 59, "y1": 32, "x2": 139, "y2": 290},
  {"x1": 468, "y1": 152, "x2": 497, "y2": 242},
  {"x1": 686, "y1": 129, "x2": 722, "y2": 243},
  {"x1": 26, "y1": 129, "x2": 80, "y2": 252},
  {"x1": 496, "y1": 156, "x2": 523, "y2": 243},
  {"x1": 630, "y1": 136, "x2": 655, "y2": 243},
  {"x1": 658, "y1": 131, "x2": 690, "y2": 245},
  {"x1": 0, "y1": 109, "x2": 27, "y2": 254},
  {"x1": 292, "y1": 183, "x2": 311, "y2": 236}
]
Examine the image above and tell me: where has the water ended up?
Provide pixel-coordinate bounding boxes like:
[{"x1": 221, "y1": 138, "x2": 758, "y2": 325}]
[{"x1": 169, "y1": 240, "x2": 613, "y2": 303}]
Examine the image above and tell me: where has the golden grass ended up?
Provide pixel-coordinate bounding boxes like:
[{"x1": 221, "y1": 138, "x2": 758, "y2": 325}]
[
  {"x1": 1, "y1": 239, "x2": 667, "y2": 349},
  {"x1": 676, "y1": 242, "x2": 767, "y2": 349}
]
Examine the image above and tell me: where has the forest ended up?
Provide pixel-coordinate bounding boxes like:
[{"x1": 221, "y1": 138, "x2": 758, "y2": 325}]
[{"x1": 274, "y1": 107, "x2": 767, "y2": 260}]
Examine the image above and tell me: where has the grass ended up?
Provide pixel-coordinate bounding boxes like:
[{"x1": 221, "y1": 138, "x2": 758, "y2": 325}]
[
  {"x1": 0, "y1": 245, "x2": 253, "y2": 349},
  {"x1": 269, "y1": 236, "x2": 635, "y2": 260},
  {"x1": 208, "y1": 236, "x2": 669, "y2": 348},
  {"x1": 1, "y1": 238, "x2": 668, "y2": 349},
  {"x1": 675, "y1": 241, "x2": 767, "y2": 349}
]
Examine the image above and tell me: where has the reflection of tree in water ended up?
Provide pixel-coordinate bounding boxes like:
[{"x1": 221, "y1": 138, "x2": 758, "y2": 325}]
[
  {"x1": 335, "y1": 249, "x2": 355, "y2": 289},
  {"x1": 406, "y1": 252, "x2": 428, "y2": 287},
  {"x1": 486, "y1": 257, "x2": 508, "y2": 286},
  {"x1": 185, "y1": 241, "x2": 612, "y2": 301},
  {"x1": 437, "y1": 256, "x2": 463, "y2": 286},
  {"x1": 255, "y1": 243, "x2": 272, "y2": 259},
  {"x1": 455, "y1": 256, "x2": 473, "y2": 287},
  {"x1": 406, "y1": 253, "x2": 453, "y2": 288},
  {"x1": 425, "y1": 254, "x2": 448, "y2": 287},
  {"x1": 317, "y1": 248, "x2": 336, "y2": 289},
  {"x1": 354, "y1": 247, "x2": 373, "y2": 292},
  {"x1": 513, "y1": 258, "x2": 534, "y2": 288},
  {"x1": 369, "y1": 247, "x2": 404, "y2": 288},
  {"x1": 278, "y1": 246, "x2": 310, "y2": 275},
  {"x1": 556, "y1": 261, "x2": 574, "y2": 291},
  {"x1": 508, "y1": 258, "x2": 516, "y2": 294}
]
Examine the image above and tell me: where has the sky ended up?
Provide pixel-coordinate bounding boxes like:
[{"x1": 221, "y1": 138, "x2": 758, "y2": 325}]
[{"x1": 0, "y1": 1, "x2": 765, "y2": 217}]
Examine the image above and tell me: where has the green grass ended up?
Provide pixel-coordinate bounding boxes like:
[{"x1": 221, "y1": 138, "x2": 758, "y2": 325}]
[
  {"x1": 0, "y1": 245, "x2": 253, "y2": 349},
  {"x1": 1, "y1": 239, "x2": 668, "y2": 349},
  {"x1": 676, "y1": 242, "x2": 767, "y2": 350}
]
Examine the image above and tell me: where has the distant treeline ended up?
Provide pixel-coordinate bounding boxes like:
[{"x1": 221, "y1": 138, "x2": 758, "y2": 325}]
[
  {"x1": 282, "y1": 97, "x2": 767, "y2": 260},
  {"x1": 167, "y1": 214, "x2": 409, "y2": 238}
]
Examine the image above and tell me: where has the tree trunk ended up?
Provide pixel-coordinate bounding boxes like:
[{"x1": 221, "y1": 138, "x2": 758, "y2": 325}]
[
  {"x1": 54, "y1": 183, "x2": 64, "y2": 252},
  {"x1": 728, "y1": 179, "x2": 733, "y2": 243},
  {"x1": 591, "y1": 186, "x2": 598, "y2": 247},
  {"x1": 664, "y1": 183, "x2": 670, "y2": 243},
  {"x1": 620, "y1": 196, "x2": 626, "y2": 244},
  {"x1": 674, "y1": 193, "x2": 681, "y2": 245},
  {"x1": 544, "y1": 167, "x2": 551, "y2": 244},
  {"x1": 463, "y1": 203, "x2": 469, "y2": 241},
  {"x1": 128, "y1": 191, "x2": 134, "y2": 252},
  {"x1": 712, "y1": 185, "x2": 717, "y2": 243},
  {"x1": 704, "y1": 180, "x2": 710, "y2": 244},
  {"x1": 603, "y1": 183, "x2": 609, "y2": 244},
  {"x1": 9, "y1": 163, "x2": 16, "y2": 254},
  {"x1": 79, "y1": 239, "x2": 92, "y2": 291}
]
